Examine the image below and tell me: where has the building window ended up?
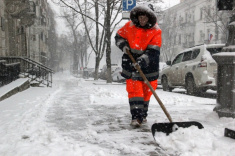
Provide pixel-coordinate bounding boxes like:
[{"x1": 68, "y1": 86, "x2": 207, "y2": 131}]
[
  {"x1": 0, "y1": 17, "x2": 5, "y2": 31},
  {"x1": 185, "y1": 13, "x2": 188, "y2": 23},
  {"x1": 41, "y1": 16, "x2": 46, "y2": 26},
  {"x1": 16, "y1": 26, "x2": 24, "y2": 35},
  {"x1": 29, "y1": 1, "x2": 36, "y2": 14},
  {"x1": 188, "y1": 13, "x2": 191, "y2": 23},
  {"x1": 32, "y1": 35, "x2": 36, "y2": 41},
  {"x1": 192, "y1": 33, "x2": 195, "y2": 41},
  {"x1": 208, "y1": 7, "x2": 211, "y2": 17},
  {"x1": 200, "y1": 30, "x2": 205, "y2": 42},
  {"x1": 207, "y1": 29, "x2": 210, "y2": 35},
  {"x1": 41, "y1": 32, "x2": 44, "y2": 41},
  {"x1": 200, "y1": 8, "x2": 203, "y2": 20},
  {"x1": 179, "y1": 35, "x2": 181, "y2": 44},
  {"x1": 215, "y1": 28, "x2": 219, "y2": 40},
  {"x1": 200, "y1": 31, "x2": 202, "y2": 41},
  {"x1": 192, "y1": 11, "x2": 195, "y2": 22}
]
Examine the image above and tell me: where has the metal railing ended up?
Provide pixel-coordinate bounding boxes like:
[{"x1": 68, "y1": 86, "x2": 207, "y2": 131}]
[
  {"x1": 0, "y1": 60, "x2": 20, "y2": 86},
  {"x1": 0, "y1": 56, "x2": 53, "y2": 87}
]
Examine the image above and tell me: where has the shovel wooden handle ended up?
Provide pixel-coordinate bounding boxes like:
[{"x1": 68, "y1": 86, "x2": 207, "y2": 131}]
[{"x1": 126, "y1": 49, "x2": 173, "y2": 123}]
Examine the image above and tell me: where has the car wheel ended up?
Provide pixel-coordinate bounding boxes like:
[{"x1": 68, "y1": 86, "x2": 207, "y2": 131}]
[
  {"x1": 199, "y1": 88, "x2": 207, "y2": 92},
  {"x1": 162, "y1": 76, "x2": 172, "y2": 92},
  {"x1": 117, "y1": 76, "x2": 120, "y2": 82},
  {"x1": 197, "y1": 88, "x2": 207, "y2": 96},
  {"x1": 186, "y1": 76, "x2": 198, "y2": 95}
]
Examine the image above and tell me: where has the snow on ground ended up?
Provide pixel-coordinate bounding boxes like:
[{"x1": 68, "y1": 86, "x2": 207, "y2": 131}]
[{"x1": 0, "y1": 71, "x2": 234, "y2": 156}]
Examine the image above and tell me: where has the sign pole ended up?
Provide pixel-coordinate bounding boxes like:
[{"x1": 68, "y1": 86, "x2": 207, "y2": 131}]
[{"x1": 122, "y1": 0, "x2": 136, "y2": 20}]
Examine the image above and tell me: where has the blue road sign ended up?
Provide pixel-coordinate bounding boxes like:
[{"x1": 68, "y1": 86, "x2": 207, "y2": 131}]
[{"x1": 123, "y1": 0, "x2": 136, "y2": 11}]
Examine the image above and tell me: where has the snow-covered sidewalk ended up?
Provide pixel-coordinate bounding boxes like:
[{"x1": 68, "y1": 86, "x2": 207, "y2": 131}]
[{"x1": 0, "y1": 72, "x2": 234, "y2": 156}]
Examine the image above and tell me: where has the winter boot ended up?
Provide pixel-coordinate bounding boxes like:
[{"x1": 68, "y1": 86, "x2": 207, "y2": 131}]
[
  {"x1": 130, "y1": 119, "x2": 142, "y2": 127},
  {"x1": 142, "y1": 117, "x2": 147, "y2": 124}
]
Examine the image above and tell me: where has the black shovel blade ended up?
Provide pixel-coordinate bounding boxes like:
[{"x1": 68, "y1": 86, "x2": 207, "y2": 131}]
[
  {"x1": 151, "y1": 121, "x2": 204, "y2": 136},
  {"x1": 224, "y1": 128, "x2": 235, "y2": 139}
]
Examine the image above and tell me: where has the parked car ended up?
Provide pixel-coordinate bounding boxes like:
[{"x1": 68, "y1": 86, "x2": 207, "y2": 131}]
[
  {"x1": 112, "y1": 67, "x2": 125, "y2": 83},
  {"x1": 161, "y1": 44, "x2": 225, "y2": 95},
  {"x1": 99, "y1": 64, "x2": 119, "y2": 80},
  {"x1": 158, "y1": 62, "x2": 167, "y2": 85}
]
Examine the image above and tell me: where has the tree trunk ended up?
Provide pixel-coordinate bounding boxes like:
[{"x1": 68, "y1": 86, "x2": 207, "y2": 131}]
[
  {"x1": 72, "y1": 29, "x2": 79, "y2": 75},
  {"x1": 94, "y1": 54, "x2": 100, "y2": 80},
  {"x1": 106, "y1": 0, "x2": 112, "y2": 83},
  {"x1": 93, "y1": 0, "x2": 100, "y2": 80}
]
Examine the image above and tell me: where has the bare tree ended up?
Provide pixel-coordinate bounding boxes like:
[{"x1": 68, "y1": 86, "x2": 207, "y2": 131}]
[
  {"x1": 203, "y1": 6, "x2": 232, "y2": 43},
  {"x1": 52, "y1": 0, "x2": 164, "y2": 81},
  {"x1": 61, "y1": 8, "x2": 90, "y2": 74},
  {"x1": 54, "y1": 0, "x2": 122, "y2": 82},
  {"x1": 160, "y1": 12, "x2": 175, "y2": 62}
]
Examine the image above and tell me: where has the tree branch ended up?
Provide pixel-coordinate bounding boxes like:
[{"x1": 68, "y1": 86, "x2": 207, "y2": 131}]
[{"x1": 59, "y1": 0, "x2": 105, "y2": 27}]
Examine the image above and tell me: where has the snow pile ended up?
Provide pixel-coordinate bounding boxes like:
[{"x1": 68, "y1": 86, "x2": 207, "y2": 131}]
[{"x1": 155, "y1": 125, "x2": 235, "y2": 156}]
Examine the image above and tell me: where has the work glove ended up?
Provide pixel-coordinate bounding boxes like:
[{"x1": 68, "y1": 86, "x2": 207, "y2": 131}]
[
  {"x1": 123, "y1": 46, "x2": 130, "y2": 54},
  {"x1": 135, "y1": 54, "x2": 149, "y2": 69}
]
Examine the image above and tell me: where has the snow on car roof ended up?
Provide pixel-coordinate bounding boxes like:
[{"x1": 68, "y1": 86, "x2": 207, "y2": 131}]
[
  {"x1": 179, "y1": 44, "x2": 225, "y2": 54},
  {"x1": 205, "y1": 44, "x2": 225, "y2": 48}
]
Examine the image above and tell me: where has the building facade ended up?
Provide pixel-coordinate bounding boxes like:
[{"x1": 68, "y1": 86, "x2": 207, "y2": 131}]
[
  {"x1": 0, "y1": 0, "x2": 6, "y2": 56},
  {"x1": 28, "y1": 0, "x2": 50, "y2": 65},
  {"x1": 160, "y1": 0, "x2": 231, "y2": 61},
  {"x1": 0, "y1": 0, "x2": 51, "y2": 66}
]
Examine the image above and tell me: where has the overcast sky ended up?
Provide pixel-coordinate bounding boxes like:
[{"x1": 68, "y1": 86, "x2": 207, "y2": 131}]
[
  {"x1": 48, "y1": 0, "x2": 181, "y2": 68},
  {"x1": 48, "y1": 0, "x2": 180, "y2": 36}
]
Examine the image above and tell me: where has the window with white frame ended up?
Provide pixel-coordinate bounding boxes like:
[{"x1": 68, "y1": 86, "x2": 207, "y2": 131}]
[
  {"x1": 200, "y1": 8, "x2": 203, "y2": 20},
  {"x1": 179, "y1": 34, "x2": 181, "y2": 44}
]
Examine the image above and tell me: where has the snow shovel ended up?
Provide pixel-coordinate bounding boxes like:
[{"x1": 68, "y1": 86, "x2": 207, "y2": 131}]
[{"x1": 126, "y1": 49, "x2": 204, "y2": 136}]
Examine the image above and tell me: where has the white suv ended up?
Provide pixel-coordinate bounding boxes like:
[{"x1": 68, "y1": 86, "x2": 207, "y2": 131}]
[{"x1": 161, "y1": 44, "x2": 225, "y2": 95}]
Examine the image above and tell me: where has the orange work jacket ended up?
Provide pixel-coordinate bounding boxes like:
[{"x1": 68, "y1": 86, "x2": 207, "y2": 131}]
[{"x1": 117, "y1": 21, "x2": 162, "y2": 55}]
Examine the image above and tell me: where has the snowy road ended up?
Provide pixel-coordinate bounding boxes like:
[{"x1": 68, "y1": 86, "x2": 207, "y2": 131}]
[{"x1": 0, "y1": 72, "x2": 234, "y2": 156}]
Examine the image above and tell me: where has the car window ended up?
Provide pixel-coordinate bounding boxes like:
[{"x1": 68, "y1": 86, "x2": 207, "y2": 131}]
[
  {"x1": 182, "y1": 51, "x2": 192, "y2": 62},
  {"x1": 192, "y1": 49, "x2": 200, "y2": 59},
  {"x1": 172, "y1": 53, "x2": 184, "y2": 65},
  {"x1": 207, "y1": 47, "x2": 223, "y2": 55}
]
